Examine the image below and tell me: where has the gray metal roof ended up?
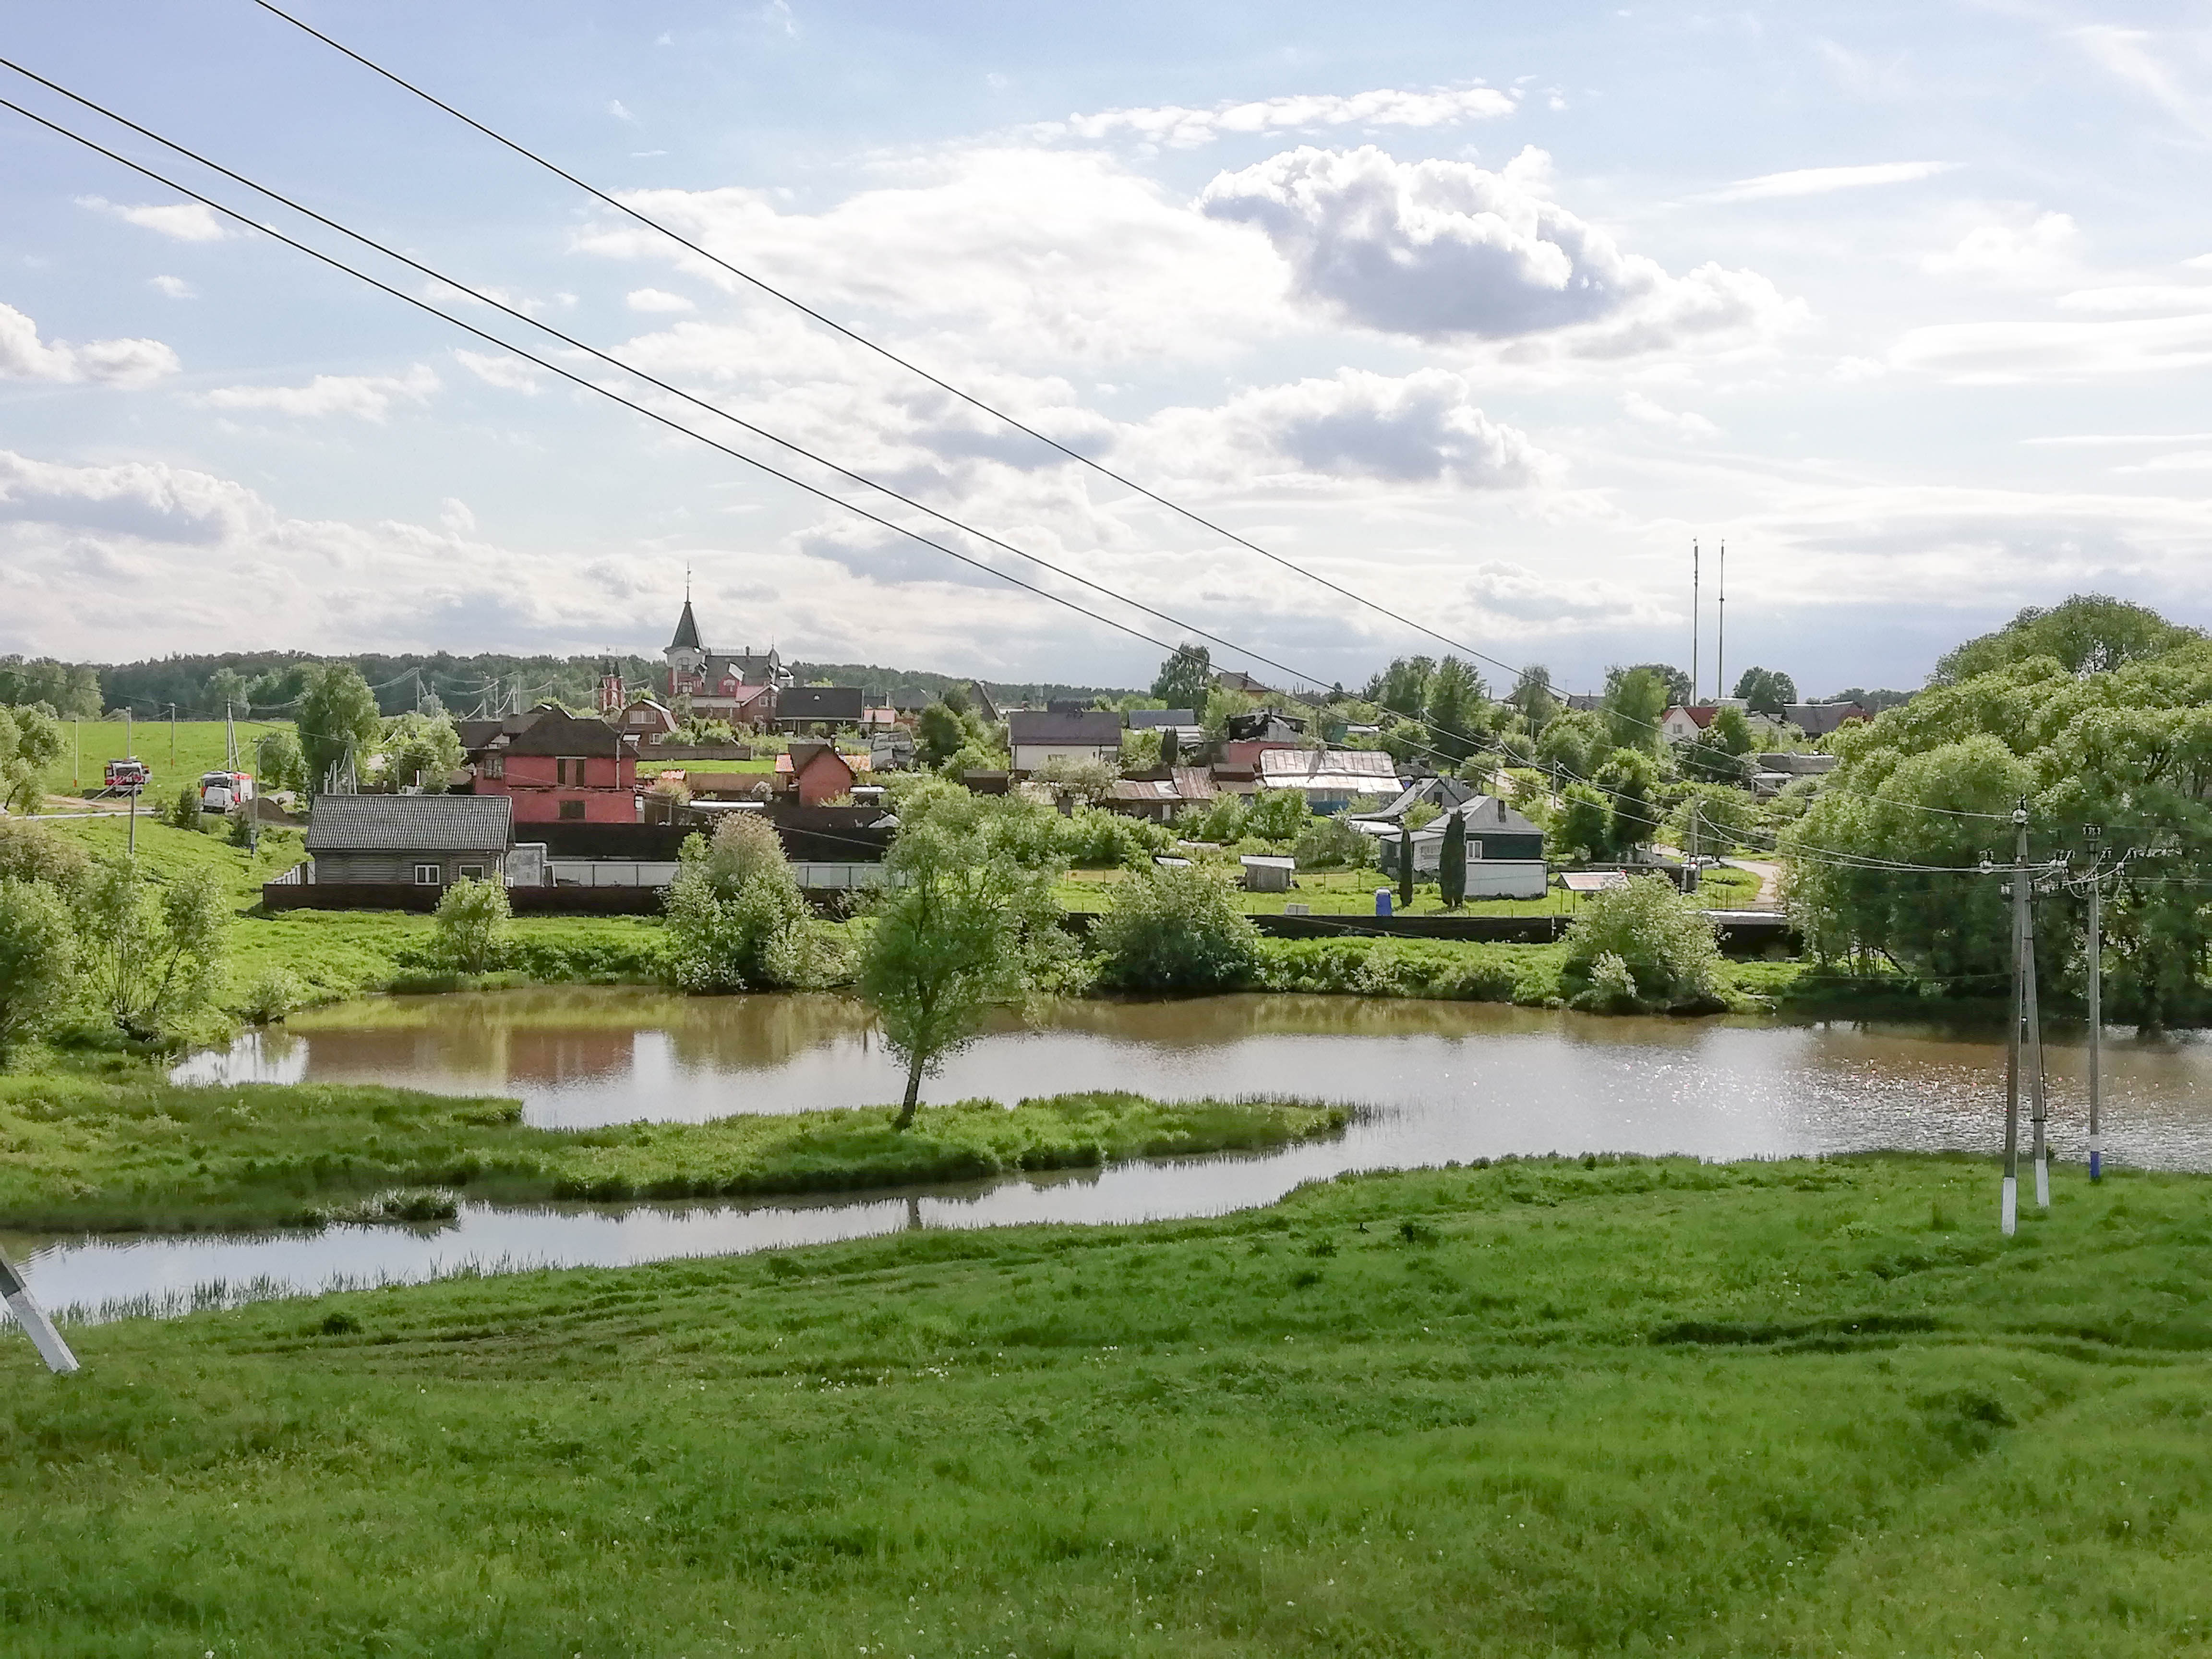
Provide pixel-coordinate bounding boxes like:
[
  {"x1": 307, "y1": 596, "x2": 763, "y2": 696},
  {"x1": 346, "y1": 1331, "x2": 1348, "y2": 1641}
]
[
  {"x1": 1009, "y1": 709, "x2": 1124, "y2": 745},
  {"x1": 305, "y1": 793, "x2": 513, "y2": 853},
  {"x1": 1127, "y1": 709, "x2": 1197, "y2": 728}
]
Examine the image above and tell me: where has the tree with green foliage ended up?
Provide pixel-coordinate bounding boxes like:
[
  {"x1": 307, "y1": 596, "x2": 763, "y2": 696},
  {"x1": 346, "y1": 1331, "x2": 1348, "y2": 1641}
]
[
  {"x1": 0, "y1": 655, "x2": 101, "y2": 717},
  {"x1": 1292, "y1": 812, "x2": 1369, "y2": 869},
  {"x1": 1246, "y1": 786, "x2": 1310, "y2": 844},
  {"x1": 205, "y1": 667, "x2": 253, "y2": 716},
  {"x1": 0, "y1": 818, "x2": 88, "y2": 890},
  {"x1": 1595, "y1": 748, "x2": 1662, "y2": 855},
  {"x1": 1550, "y1": 783, "x2": 1611, "y2": 863},
  {"x1": 1179, "y1": 793, "x2": 1248, "y2": 845},
  {"x1": 663, "y1": 813, "x2": 821, "y2": 992},
  {"x1": 165, "y1": 781, "x2": 202, "y2": 830},
  {"x1": 1396, "y1": 825, "x2": 1415, "y2": 908},
  {"x1": 253, "y1": 729, "x2": 307, "y2": 795},
  {"x1": 1562, "y1": 875, "x2": 1721, "y2": 1011},
  {"x1": 1534, "y1": 708, "x2": 1609, "y2": 783},
  {"x1": 0, "y1": 877, "x2": 77, "y2": 1058},
  {"x1": 1366, "y1": 656, "x2": 1435, "y2": 720},
  {"x1": 433, "y1": 876, "x2": 513, "y2": 974},
  {"x1": 297, "y1": 664, "x2": 383, "y2": 795},
  {"x1": 375, "y1": 712, "x2": 464, "y2": 793},
  {"x1": 1731, "y1": 667, "x2": 1797, "y2": 721},
  {"x1": 1604, "y1": 668, "x2": 1671, "y2": 754},
  {"x1": 1786, "y1": 625, "x2": 2212, "y2": 1022},
  {"x1": 1506, "y1": 665, "x2": 1561, "y2": 733},
  {"x1": 914, "y1": 701, "x2": 968, "y2": 767},
  {"x1": 1681, "y1": 704, "x2": 1758, "y2": 783},
  {"x1": 1934, "y1": 593, "x2": 2200, "y2": 684},
  {"x1": 1035, "y1": 755, "x2": 1116, "y2": 804},
  {"x1": 1423, "y1": 656, "x2": 1489, "y2": 762},
  {"x1": 1091, "y1": 865, "x2": 1261, "y2": 991},
  {"x1": 78, "y1": 861, "x2": 228, "y2": 1040},
  {"x1": 1668, "y1": 782, "x2": 1762, "y2": 855},
  {"x1": 0, "y1": 704, "x2": 63, "y2": 814},
  {"x1": 1439, "y1": 810, "x2": 1467, "y2": 909},
  {"x1": 1151, "y1": 644, "x2": 1213, "y2": 710},
  {"x1": 1607, "y1": 662, "x2": 1692, "y2": 709},
  {"x1": 1119, "y1": 727, "x2": 1164, "y2": 774},
  {"x1": 863, "y1": 809, "x2": 1064, "y2": 1127}
]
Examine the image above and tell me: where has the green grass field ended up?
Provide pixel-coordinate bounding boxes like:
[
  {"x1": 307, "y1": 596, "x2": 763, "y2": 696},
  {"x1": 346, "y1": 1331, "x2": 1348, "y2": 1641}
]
[
  {"x1": 35, "y1": 718, "x2": 294, "y2": 798},
  {"x1": 3, "y1": 1153, "x2": 2204, "y2": 1655},
  {"x1": 0, "y1": 1076, "x2": 1346, "y2": 1230}
]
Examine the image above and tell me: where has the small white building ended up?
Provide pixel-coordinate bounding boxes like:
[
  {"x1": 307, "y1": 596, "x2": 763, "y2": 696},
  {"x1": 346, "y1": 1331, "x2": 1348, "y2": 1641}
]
[
  {"x1": 1256, "y1": 748, "x2": 1401, "y2": 812},
  {"x1": 1009, "y1": 709, "x2": 1124, "y2": 774}
]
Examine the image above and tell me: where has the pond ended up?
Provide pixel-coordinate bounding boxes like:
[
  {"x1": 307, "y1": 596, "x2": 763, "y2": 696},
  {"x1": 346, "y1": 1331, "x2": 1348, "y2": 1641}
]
[{"x1": 12, "y1": 988, "x2": 2211, "y2": 1324}]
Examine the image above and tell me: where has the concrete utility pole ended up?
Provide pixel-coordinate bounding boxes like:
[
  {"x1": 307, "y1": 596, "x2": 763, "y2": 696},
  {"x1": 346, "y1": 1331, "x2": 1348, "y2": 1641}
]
[
  {"x1": 168, "y1": 702, "x2": 177, "y2": 771},
  {"x1": 2001, "y1": 799, "x2": 2029, "y2": 1236},
  {"x1": 1691, "y1": 540, "x2": 1701, "y2": 706},
  {"x1": 125, "y1": 706, "x2": 137, "y2": 857},
  {"x1": 2085, "y1": 825, "x2": 2104, "y2": 1181},
  {"x1": 2025, "y1": 902, "x2": 2049, "y2": 1213},
  {"x1": 0, "y1": 1246, "x2": 77, "y2": 1374},
  {"x1": 1715, "y1": 539, "x2": 1727, "y2": 704}
]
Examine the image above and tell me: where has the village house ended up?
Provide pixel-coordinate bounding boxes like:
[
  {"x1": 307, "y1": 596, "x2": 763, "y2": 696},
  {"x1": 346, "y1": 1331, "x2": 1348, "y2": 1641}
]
[
  {"x1": 1352, "y1": 795, "x2": 1549, "y2": 897},
  {"x1": 460, "y1": 703, "x2": 640, "y2": 823},
  {"x1": 1256, "y1": 747, "x2": 1401, "y2": 813},
  {"x1": 663, "y1": 596, "x2": 791, "y2": 724},
  {"x1": 1659, "y1": 705, "x2": 1719, "y2": 743},
  {"x1": 775, "y1": 740, "x2": 861, "y2": 806},
  {"x1": 775, "y1": 686, "x2": 867, "y2": 733},
  {"x1": 1008, "y1": 706, "x2": 1123, "y2": 774},
  {"x1": 303, "y1": 794, "x2": 514, "y2": 887}
]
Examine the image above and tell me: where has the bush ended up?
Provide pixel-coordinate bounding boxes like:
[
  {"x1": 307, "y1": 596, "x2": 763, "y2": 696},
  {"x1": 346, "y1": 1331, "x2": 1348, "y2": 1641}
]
[
  {"x1": 166, "y1": 782, "x2": 202, "y2": 830},
  {"x1": 0, "y1": 876, "x2": 77, "y2": 1058},
  {"x1": 1090, "y1": 865, "x2": 1262, "y2": 992},
  {"x1": 1245, "y1": 787, "x2": 1310, "y2": 844},
  {"x1": 0, "y1": 817, "x2": 88, "y2": 890},
  {"x1": 1561, "y1": 876, "x2": 1721, "y2": 1011},
  {"x1": 1293, "y1": 813, "x2": 1370, "y2": 870},
  {"x1": 663, "y1": 814, "x2": 838, "y2": 990},
  {"x1": 1057, "y1": 806, "x2": 1171, "y2": 870},
  {"x1": 433, "y1": 877, "x2": 513, "y2": 975},
  {"x1": 79, "y1": 859, "x2": 228, "y2": 1041},
  {"x1": 240, "y1": 967, "x2": 305, "y2": 1023}
]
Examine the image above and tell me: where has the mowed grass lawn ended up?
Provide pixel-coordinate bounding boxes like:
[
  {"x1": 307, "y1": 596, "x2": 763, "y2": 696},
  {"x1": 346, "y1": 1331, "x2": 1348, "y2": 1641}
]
[{"x1": 4, "y1": 1154, "x2": 2207, "y2": 1655}]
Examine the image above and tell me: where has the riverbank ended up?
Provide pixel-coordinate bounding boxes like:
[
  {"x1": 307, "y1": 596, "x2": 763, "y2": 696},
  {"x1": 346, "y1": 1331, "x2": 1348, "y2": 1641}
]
[
  {"x1": 0, "y1": 1072, "x2": 1348, "y2": 1231},
  {"x1": 6, "y1": 1153, "x2": 2205, "y2": 1655}
]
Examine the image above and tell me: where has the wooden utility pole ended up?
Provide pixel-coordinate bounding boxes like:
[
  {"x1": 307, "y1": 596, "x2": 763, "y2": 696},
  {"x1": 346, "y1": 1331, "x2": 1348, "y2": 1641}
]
[
  {"x1": 2001, "y1": 800, "x2": 2028, "y2": 1236},
  {"x1": 125, "y1": 707, "x2": 136, "y2": 857},
  {"x1": 168, "y1": 702, "x2": 177, "y2": 770},
  {"x1": 2025, "y1": 904, "x2": 2049, "y2": 1213}
]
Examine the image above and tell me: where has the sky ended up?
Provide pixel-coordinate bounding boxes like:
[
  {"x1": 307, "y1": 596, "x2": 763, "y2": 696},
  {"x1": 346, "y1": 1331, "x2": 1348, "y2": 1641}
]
[{"x1": 3, "y1": 1, "x2": 2211, "y2": 698}]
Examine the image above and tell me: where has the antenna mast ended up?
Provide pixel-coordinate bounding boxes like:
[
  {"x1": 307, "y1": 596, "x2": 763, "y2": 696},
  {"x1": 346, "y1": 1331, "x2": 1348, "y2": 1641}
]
[
  {"x1": 1716, "y1": 539, "x2": 1727, "y2": 705},
  {"x1": 1691, "y1": 540, "x2": 1701, "y2": 705}
]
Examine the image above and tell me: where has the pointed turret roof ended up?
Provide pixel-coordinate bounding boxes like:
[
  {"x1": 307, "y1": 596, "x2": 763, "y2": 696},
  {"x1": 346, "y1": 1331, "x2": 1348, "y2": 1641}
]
[{"x1": 669, "y1": 599, "x2": 702, "y2": 651}]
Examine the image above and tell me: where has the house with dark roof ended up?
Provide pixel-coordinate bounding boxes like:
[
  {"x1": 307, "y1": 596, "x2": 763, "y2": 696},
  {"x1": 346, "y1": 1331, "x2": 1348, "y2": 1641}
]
[
  {"x1": 774, "y1": 686, "x2": 868, "y2": 733},
  {"x1": 462, "y1": 704, "x2": 639, "y2": 824},
  {"x1": 1008, "y1": 708, "x2": 1123, "y2": 773},
  {"x1": 304, "y1": 794, "x2": 514, "y2": 886},
  {"x1": 662, "y1": 596, "x2": 792, "y2": 723},
  {"x1": 1351, "y1": 795, "x2": 1547, "y2": 896},
  {"x1": 775, "y1": 740, "x2": 859, "y2": 806},
  {"x1": 1782, "y1": 701, "x2": 1868, "y2": 738}
]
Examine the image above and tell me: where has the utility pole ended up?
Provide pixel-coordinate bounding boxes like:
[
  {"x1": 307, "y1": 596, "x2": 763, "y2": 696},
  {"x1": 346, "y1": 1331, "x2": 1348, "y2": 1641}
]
[
  {"x1": 125, "y1": 706, "x2": 136, "y2": 857},
  {"x1": 2025, "y1": 900, "x2": 2049, "y2": 1213},
  {"x1": 2085, "y1": 824, "x2": 2104, "y2": 1181},
  {"x1": 2001, "y1": 799, "x2": 2029, "y2": 1236},
  {"x1": 0, "y1": 1246, "x2": 77, "y2": 1374},
  {"x1": 168, "y1": 702, "x2": 177, "y2": 771}
]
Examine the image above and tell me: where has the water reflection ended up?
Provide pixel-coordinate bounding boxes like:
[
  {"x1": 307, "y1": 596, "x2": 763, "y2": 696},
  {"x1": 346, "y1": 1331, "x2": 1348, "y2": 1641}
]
[{"x1": 18, "y1": 986, "x2": 2200, "y2": 1322}]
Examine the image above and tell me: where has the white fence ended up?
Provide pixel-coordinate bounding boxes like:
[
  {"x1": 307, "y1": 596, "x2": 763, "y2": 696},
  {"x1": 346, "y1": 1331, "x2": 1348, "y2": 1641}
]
[{"x1": 545, "y1": 858, "x2": 890, "y2": 890}]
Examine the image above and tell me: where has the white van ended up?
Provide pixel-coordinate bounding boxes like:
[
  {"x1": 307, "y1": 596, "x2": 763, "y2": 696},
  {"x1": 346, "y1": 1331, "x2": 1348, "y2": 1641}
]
[{"x1": 199, "y1": 770, "x2": 256, "y2": 812}]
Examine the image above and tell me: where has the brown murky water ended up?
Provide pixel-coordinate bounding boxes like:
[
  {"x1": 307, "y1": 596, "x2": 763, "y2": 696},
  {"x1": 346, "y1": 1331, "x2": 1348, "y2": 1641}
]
[{"x1": 9, "y1": 988, "x2": 2204, "y2": 1324}]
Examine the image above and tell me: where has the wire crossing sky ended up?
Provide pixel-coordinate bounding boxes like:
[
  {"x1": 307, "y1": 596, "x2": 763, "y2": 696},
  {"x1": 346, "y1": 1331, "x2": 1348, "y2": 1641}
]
[{"x1": 2, "y1": 2, "x2": 2209, "y2": 690}]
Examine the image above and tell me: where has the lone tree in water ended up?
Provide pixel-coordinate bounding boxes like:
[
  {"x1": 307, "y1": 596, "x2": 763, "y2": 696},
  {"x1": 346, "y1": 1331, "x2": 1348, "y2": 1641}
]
[{"x1": 861, "y1": 807, "x2": 1062, "y2": 1128}]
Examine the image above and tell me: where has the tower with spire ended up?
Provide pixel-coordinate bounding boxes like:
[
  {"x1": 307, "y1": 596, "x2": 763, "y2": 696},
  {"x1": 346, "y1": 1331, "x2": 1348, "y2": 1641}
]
[{"x1": 662, "y1": 580, "x2": 790, "y2": 721}]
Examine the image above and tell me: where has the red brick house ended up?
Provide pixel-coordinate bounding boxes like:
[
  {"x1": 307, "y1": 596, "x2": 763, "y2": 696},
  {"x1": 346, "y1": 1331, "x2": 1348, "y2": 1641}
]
[
  {"x1": 775, "y1": 741, "x2": 858, "y2": 807},
  {"x1": 460, "y1": 705, "x2": 639, "y2": 824}
]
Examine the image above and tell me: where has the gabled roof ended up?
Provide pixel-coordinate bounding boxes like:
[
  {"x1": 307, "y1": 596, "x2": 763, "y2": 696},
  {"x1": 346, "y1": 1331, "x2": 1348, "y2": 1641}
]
[
  {"x1": 493, "y1": 705, "x2": 630, "y2": 757},
  {"x1": 1258, "y1": 748, "x2": 1399, "y2": 789},
  {"x1": 305, "y1": 793, "x2": 512, "y2": 854},
  {"x1": 1665, "y1": 705, "x2": 1719, "y2": 730},
  {"x1": 669, "y1": 599, "x2": 702, "y2": 652},
  {"x1": 1127, "y1": 709, "x2": 1197, "y2": 729},
  {"x1": 778, "y1": 686, "x2": 866, "y2": 722},
  {"x1": 1008, "y1": 709, "x2": 1123, "y2": 746},
  {"x1": 1782, "y1": 702, "x2": 1867, "y2": 737},
  {"x1": 1360, "y1": 776, "x2": 1481, "y2": 822}
]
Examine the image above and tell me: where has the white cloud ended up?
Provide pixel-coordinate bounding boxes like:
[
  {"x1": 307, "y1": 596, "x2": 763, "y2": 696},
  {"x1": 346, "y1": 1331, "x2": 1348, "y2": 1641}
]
[
  {"x1": 149, "y1": 275, "x2": 196, "y2": 300},
  {"x1": 759, "y1": 0, "x2": 797, "y2": 37},
  {"x1": 607, "y1": 99, "x2": 636, "y2": 122},
  {"x1": 2055, "y1": 283, "x2": 2212, "y2": 313},
  {"x1": 205, "y1": 364, "x2": 440, "y2": 421},
  {"x1": 77, "y1": 195, "x2": 228, "y2": 242},
  {"x1": 625, "y1": 287, "x2": 696, "y2": 313},
  {"x1": 1198, "y1": 144, "x2": 1797, "y2": 354},
  {"x1": 1619, "y1": 391, "x2": 1719, "y2": 439},
  {"x1": 1702, "y1": 160, "x2": 1956, "y2": 203},
  {"x1": 2071, "y1": 26, "x2": 2212, "y2": 141},
  {"x1": 1135, "y1": 368, "x2": 1556, "y2": 488},
  {"x1": 583, "y1": 149, "x2": 1289, "y2": 363},
  {"x1": 453, "y1": 349, "x2": 546, "y2": 394},
  {"x1": 0, "y1": 301, "x2": 180, "y2": 388},
  {"x1": 1462, "y1": 559, "x2": 1665, "y2": 629},
  {"x1": 1891, "y1": 313, "x2": 2212, "y2": 383},
  {"x1": 1922, "y1": 211, "x2": 2078, "y2": 285},
  {"x1": 1039, "y1": 84, "x2": 1517, "y2": 149},
  {"x1": 440, "y1": 497, "x2": 478, "y2": 533}
]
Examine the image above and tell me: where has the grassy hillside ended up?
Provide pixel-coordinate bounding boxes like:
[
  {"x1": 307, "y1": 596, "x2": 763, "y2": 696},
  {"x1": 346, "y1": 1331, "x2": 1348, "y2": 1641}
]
[
  {"x1": 3, "y1": 1154, "x2": 2204, "y2": 1654},
  {"x1": 36, "y1": 718, "x2": 292, "y2": 799}
]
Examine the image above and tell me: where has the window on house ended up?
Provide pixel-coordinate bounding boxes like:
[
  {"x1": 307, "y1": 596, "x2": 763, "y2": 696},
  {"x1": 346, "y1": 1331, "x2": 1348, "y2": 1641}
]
[
  {"x1": 413, "y1": 863, "x2": 441, "y2": 885},
  {"x1": 1467, "y1": 841, "x2": 1484, "y2": 861},
  {"x1": 556, "y1": 757, "x2": 586, "y2": 786},
  {"x1": 558, "y1": 800, "x2": 585, "y2": 820},
  {"x1": 457, "y1": 865, "x2": 485, "y2": 882},
  {"x1": 484, "y1": 753, "x2": 503, "y2": 779}
]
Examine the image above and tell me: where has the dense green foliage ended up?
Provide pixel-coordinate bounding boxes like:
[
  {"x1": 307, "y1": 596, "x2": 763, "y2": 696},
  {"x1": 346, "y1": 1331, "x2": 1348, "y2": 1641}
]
[
  {"x1": 1151, "y1": 642, "x2": 1213, "y2": 709},
  {"x1": 0, "y1": 703, "x2": 64, "y2": 813},
  {"x1": 294, "y1": 663, "x2": 383, "y2": 794},
  {"x1": 1788, "y1": 619, "x2": 2212, "y2": 1023},
  {"x1": 662, "y1": 814, "x2": 831, "y2": 992},
  {"x1": 0, "y1": 653, "x2": 101, "y2": 716},
  {"x1": 0, "y1": 878, "x2": 75, "y2": 1055},
  {"x1": 1934, "y1": 593, "x2": 2200, "y2": 684},
  {"x1": 1562, "y1": 875, "x2": 1723, "y2": 1011},
  {"x1": 374, "y1": 709, "x2": 464, "y2": 792},
  {"x1": 6, "y1": 1154, "x2": 2205, "y2": 1655},
  {"x1": 1732, "y1": 666, "x2": 1797, "y2": 719},
  {"x1": 1091, "y1": 865, "x2": 1263, "y2": 991},
  {"x1": 77, "y1": 860, "x2": 228, "y2": 1040},
  {"x1": 0, "y1": 1074, "x2": 1342, "y2": 1229},
  {"x1": 432, "y1": 876, "x2": 513, "y2": 975}
]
